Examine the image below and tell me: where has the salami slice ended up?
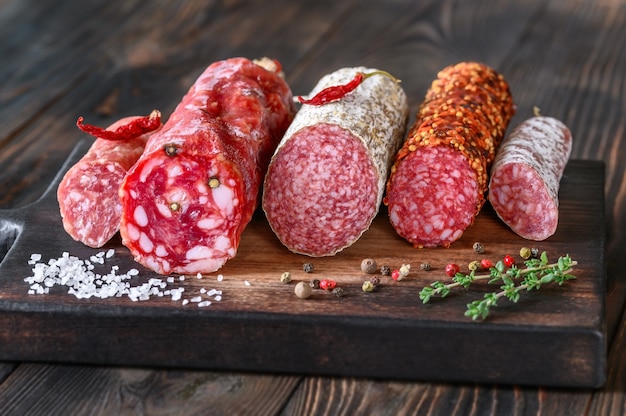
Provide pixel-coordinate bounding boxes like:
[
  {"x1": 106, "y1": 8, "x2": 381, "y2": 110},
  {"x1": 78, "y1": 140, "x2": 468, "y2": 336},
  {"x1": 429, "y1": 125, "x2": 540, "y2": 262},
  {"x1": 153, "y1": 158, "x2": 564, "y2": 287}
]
[
  {"x1": 488, "y1": 115, "x2": 572, "y2": 240},
  {"x1": 262, "y1": 67, "x2": 409, "y2": 256},
  {"x1": 384, "y1": 62, "x2": 515, "y2": 248},
  {"x1": 57, "y1": 115, "x2": 159, "y2": 248},
  {"x1": 118, "y1": 57, "x2": 295, "y2": 275}
]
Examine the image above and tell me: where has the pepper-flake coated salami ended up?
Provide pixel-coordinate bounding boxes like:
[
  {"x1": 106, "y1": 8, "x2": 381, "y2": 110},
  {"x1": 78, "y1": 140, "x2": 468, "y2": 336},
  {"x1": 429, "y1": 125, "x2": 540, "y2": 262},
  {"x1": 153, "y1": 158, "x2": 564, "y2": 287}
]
[
  {"x1": 57, "y1": 113, "x2": 161, "y2": 248},
  {"x1": 262, "y1": 67, "x2": 409, "y2": 256},
  {"x1": 488, "y1": 115, "x2": 572, "y2": 240},
  {"x1": 119, "y1": 57, "x2": 295, "y2": 274},
  {"x1": 384, "y1": 62, "x2": 515, "y2": 248}
]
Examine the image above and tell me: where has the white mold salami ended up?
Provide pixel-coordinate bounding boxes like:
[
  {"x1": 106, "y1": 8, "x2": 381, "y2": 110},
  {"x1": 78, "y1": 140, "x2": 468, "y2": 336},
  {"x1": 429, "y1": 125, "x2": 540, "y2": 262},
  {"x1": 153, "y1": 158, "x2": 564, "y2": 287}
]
[
  {"x1": 262, "y1": 67, "x2": 409, "y2": 256},
  {"x1": 488, "y1": 116, "x2": 572, "y2": 240}
]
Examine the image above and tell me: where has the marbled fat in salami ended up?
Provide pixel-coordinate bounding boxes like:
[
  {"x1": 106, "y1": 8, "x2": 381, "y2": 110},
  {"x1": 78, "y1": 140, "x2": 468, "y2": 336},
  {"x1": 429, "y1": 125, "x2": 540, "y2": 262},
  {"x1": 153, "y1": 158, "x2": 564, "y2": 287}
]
[
  {"x1": 58, "y1": 116, "x2": 157, "y2": 248},
  {"x1": 488, "y1": 116, "x2": 572, "y2": 240},
  {"x1": 385, "y1": 62, "x2": 515, "y2": 248},
  {"x1": 262, "y1": 67, "x2": 409, "y2": 256},
  {"x1": 118, "y1": 57, "x2": 295, "y2": 275}
]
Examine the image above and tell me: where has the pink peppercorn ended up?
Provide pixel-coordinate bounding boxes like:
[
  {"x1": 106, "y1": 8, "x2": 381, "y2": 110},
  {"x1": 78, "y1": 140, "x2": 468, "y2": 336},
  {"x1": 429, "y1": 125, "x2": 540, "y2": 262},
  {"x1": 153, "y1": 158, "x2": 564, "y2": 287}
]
[
  {"x1": 391, "y1": 269, "x2": 401, "y2": 281},
  {"x1": 319, "y1": 279, "x2": 336, "y2": 290},
  {"x1": 445, "y1": 263, "x2": 460, "y2": 277},
  {"x1": 480, "y1": 259, "x2": 493, "y2": 270},
  {"x1": 503, "y1": 255, "x2": 516, "y2": 268}
]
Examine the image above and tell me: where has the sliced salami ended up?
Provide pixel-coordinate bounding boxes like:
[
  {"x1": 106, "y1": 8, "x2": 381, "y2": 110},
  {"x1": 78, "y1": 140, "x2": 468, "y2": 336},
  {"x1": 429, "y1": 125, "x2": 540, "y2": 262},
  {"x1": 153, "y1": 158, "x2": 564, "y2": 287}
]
[
  {"x1": 57, "y1": 114, "x2": 160, "y2": 248},
  {"x1": 488, "y1": 115, "x2": 572, "y2": 240},
  {"x1": 118, "y1": 57, "x2": 295, "y2": 275},
  {"x1": 262, "y1": 67, "x2": 409, "y2": 256},
  {"x1": 384, "y1": 62, "x2": 515, "y2": 248}
]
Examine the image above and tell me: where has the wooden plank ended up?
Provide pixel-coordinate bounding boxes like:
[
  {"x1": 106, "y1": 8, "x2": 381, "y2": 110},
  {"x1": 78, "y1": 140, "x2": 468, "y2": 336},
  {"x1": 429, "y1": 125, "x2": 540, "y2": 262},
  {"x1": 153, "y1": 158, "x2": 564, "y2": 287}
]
[
  {"x1": 0, "y1": 363, "x2": 301, "y2": 415},
  {"x1": 0, "y1": 140, "x2": 606, "y2": 387}
]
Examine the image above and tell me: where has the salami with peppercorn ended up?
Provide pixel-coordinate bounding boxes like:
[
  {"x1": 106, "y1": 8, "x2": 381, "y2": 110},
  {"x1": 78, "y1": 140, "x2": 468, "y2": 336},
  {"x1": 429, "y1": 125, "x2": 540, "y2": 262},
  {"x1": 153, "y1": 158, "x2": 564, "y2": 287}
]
[
  {"x1": 262, "y1": 67, "x2": 409, "y2": 256},
  {"x1": 118, "y1": 57, "x2": 295, "y2": 274},
  {"x1": 384, "y1": 62, "x2": 515, "y2": 248},
  {"x1": 57, "y1": 113, "x2": 161, "y2": 248},
  {"x1": 488, "y1": 115, "x2": 572, "y2": 240}
]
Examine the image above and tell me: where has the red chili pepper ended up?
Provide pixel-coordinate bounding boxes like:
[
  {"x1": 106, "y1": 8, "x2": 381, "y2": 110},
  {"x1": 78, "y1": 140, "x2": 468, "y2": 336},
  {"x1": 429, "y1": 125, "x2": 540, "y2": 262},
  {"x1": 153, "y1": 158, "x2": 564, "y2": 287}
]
[
  {"x1": 77, "y1": 109, "x2": 161, "y2": 141},
  {"x1": 297, "y1": 70, "x2": 399, "y2": 106}
]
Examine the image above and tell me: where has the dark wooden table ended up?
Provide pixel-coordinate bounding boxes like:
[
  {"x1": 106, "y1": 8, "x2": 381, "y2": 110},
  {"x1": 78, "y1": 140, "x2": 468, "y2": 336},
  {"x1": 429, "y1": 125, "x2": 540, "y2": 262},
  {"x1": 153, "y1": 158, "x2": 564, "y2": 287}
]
[{"x1": 0, "y1": 0, "x2": 624, "y2": 414}]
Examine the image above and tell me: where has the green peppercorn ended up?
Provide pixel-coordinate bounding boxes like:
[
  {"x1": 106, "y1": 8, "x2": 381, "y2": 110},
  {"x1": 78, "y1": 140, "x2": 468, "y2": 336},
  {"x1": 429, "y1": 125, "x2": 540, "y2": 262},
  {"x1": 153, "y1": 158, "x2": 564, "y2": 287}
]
[
  {"x1": 361, "y1": 258, "x2": 377, "y2": 274},
  {"x1": 303, "y1": 262, "x2": 314, "y2": 273},
  {"x1": 280, "y1": 271, "x2": 292, "y2": 284},
  {"x1": 380, "y1": 265, "x2": 391, "y2": 276},
  {"x1": 420, "y1": 262, "x2": 431, "y2": 271},
  {"x1": 468, "y1": 260, "x2": 480, "y2": 271},
  {"x1": 295, "y1": 281, "x2": 312, "y2": 299},
  {"x1": 473, "y1": 242, "x2": 485, "y2": 254},
  {"x1": 362, "y1": 281, "x2": 375, "y2": 292},
  {"x1": 519, "y1": 247, "x2": 532, "y2": 260}
]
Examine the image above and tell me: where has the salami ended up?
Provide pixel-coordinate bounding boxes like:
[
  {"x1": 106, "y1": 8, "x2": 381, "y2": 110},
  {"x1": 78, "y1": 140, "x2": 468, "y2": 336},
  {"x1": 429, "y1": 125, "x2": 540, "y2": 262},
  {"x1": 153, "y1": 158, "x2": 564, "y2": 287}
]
[
  {"x1": 488, "y1": 115, "x2": 572, "y2": 240},
  {"x1": 384, "y1": 62, "x2": 515, "y2": 248},
  {"x1": 118, "y1": 57, "x2": 295, "y2": 275},
  {"x1": 262, "y1": 67, "x2": 409, "y2": 256},
  {"x1": 57, "y1": 113, "x2": 161, "y2": 248}
]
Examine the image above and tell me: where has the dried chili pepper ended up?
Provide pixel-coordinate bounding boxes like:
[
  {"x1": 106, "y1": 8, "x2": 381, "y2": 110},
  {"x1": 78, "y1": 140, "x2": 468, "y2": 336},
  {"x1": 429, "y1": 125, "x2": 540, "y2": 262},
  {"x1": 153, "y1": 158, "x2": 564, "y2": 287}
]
[
  {"x1": 76, "y1": 109, "x2": 161, "y2": 141},
  {"x1": 297, "y1": 70, "x2": 399, "y2": 106}
]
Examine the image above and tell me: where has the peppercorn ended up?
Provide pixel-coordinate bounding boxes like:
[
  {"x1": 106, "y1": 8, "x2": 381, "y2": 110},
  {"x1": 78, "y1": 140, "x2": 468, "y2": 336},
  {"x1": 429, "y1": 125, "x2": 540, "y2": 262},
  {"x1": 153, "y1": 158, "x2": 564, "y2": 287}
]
[
  {"x1": 361, "y1": 258, "x2": 377, "y2": 274},
  {"x1": 309, "y1": 279, "x2": 320, "y2": 289},
  {"x1": 362, "y1": 281, "x2": 375, "y2": 292},
  {"x1": 369, "y1": 276, "x2": 380, "y2": 287},
  {"x1": 331, "y1": 287, "x2": 344, "y2": 297},
  {"x1": 445, "y1": 263, "x2": 460, "y2": 277},
  {"x1": 391, "y1": 269, "x2": 401, "y2": 281},
  {"x1": 468, "y1": 260, "x2": 480, "y2": 272},
  {"x1": 480, "y1": 259, "x2": 494, "y2": 270},
  {"x1": 473, "y1": 242, "x2": 485, "y2": 254},
  {"x1": 503, "y1": 254, "x2": 516, "y2": 267},
  {"x1": 280, "y1": 271, "x2": 291, "y2": 284},
  {"x1": 519, "y1": 247, "x2": 531, "y2": 260},
  {"x1": 420, "y1": 262, "x2": 432, "y2": 271},
  {"x1": 319, "y1": 279, "x2": 336, "y2": 290},
  {"x1": 380, "y1": 265, "x2": 391, "y2": 276},
  {"x1": 303, "y1": 262, "x2": 314, "y2": 273},
  {"x1": 399, "y1": 264, "x2": 411, "y2": 278},
  {"x1": 530, "y1": 247, "x2": 540, "y2": 258},
  {"x1": 294, "y1": 281, "x2": 312, "y2": 299}
]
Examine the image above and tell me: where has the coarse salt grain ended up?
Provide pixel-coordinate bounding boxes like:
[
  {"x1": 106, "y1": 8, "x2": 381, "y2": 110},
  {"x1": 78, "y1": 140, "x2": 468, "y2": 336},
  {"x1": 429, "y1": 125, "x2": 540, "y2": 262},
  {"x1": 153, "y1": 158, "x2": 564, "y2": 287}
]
[
  {"x1": 198, "y1": 300, "x2": 211, "y2": 307},
  {"x1": 217, "y1": 274, "x2": 224, "y2": 282},
  {"x1": 244, "y1": 280, "x2": 251, "y2": 287}
]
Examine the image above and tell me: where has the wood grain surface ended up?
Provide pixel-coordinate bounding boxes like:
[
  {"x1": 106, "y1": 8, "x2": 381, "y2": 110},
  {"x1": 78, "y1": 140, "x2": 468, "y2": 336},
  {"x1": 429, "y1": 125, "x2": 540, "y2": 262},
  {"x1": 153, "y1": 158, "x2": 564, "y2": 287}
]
[{"x1": 0, "y1": 0, "x2": 625, "y2": 414}]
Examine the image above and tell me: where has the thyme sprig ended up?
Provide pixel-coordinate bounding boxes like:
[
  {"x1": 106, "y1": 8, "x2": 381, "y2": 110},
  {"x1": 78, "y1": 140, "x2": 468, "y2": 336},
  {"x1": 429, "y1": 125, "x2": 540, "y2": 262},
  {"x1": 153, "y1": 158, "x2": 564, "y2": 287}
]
[{"x1": 419, "y1": 252, "x2": 577, "y2": 320}]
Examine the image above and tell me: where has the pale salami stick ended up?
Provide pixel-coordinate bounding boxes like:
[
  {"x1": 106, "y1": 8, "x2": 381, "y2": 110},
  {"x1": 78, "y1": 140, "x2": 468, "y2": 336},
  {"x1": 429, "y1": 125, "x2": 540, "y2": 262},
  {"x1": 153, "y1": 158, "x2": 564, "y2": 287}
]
[
  {"x1": 262, "y1": 67, "x2": 409, "y2": 256},
  {"x1": 488, "y1": 116, "x2": 572, "y2": 240},
  {"x1": 118, "y1": 57, "x2": 295, "y2": 275},
  {"x1": 57, "y1": 113, "x2": 160, "y2": 248},
  {"x1": 384, "y1": 62, "x2": 515, "y2": 248}
]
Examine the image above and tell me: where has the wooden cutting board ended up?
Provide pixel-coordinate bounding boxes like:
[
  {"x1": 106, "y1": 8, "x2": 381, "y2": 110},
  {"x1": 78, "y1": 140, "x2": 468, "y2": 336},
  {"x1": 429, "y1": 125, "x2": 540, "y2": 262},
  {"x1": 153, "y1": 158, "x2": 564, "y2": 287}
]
[{"x1": 0, "y1": 141, "x2": 606, "y2": 388}]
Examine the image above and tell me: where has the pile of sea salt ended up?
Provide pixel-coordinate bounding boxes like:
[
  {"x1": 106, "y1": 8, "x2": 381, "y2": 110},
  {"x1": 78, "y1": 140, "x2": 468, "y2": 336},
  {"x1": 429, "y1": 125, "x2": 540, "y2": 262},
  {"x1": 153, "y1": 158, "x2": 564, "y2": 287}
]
[{"x1": 24, "y1": 249, "x2": 223, "y2": 307}]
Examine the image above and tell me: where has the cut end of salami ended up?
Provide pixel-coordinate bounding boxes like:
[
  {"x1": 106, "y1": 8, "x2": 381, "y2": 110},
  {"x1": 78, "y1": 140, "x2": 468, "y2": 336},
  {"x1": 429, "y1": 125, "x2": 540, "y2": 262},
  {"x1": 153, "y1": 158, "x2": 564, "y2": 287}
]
[
  {"x1": 58, "y1": 161, "x2": 127, "y2": 248},
  {"x1": 263, "y1": 124, "x2": 379, "y2": 256},
  {"x1": 489, "y1": 163, "x2": 559, "y2": 240},
  {"x1": 119, "y1": 148, "x2": 245, "y2": 275},
  {"x1": 386, "y1": 146, "x2": 479, "y2": 248}
]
